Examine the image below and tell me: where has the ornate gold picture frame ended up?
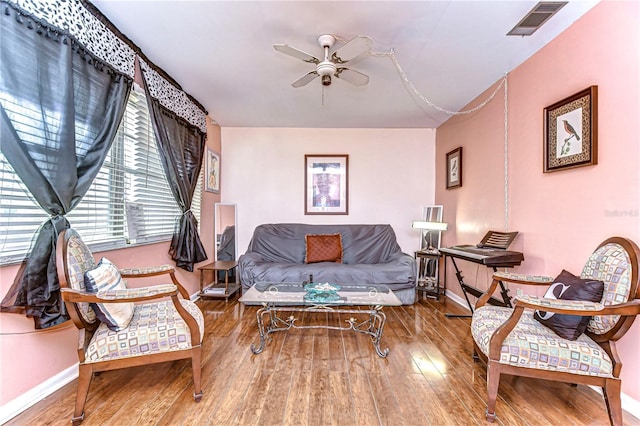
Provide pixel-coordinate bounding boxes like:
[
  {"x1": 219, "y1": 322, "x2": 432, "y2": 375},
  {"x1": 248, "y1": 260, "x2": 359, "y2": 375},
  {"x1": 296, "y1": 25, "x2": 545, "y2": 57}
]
[{"x1": 543, "y1": 86, "x2": 598, "y2": 173}]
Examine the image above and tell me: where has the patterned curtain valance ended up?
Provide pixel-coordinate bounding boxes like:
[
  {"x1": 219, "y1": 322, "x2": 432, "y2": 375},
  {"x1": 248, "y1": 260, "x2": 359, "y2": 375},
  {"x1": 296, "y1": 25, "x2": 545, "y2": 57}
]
[
  {"x1": 5, "y1": 0, "x2": 136, "y2": 79},
  {"x1": 139, "y1": 58, "x2": 208, "y2": 133},
  {"x1": 4, "y1": 1, "x2": 209, "y2": 128}
]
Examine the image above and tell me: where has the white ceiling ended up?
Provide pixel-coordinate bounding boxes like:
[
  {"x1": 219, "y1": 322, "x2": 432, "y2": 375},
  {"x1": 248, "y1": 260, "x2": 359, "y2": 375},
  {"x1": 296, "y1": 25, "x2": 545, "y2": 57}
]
[{"x1": 92, "y1": 1, "x2": 599, "y2": 129}]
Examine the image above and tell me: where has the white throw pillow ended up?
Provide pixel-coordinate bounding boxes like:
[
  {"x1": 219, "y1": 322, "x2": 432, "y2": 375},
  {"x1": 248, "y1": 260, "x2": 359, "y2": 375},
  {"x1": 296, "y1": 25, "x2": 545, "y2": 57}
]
[{"x1": 84, "y1": 258, "x2": 134, "y2": 331}]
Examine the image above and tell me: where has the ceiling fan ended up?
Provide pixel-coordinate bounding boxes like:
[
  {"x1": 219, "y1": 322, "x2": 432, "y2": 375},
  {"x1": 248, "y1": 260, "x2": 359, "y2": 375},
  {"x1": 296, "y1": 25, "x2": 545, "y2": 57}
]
[{"x1": 274, "y1": 34, "x2": 372, "y2": 88}]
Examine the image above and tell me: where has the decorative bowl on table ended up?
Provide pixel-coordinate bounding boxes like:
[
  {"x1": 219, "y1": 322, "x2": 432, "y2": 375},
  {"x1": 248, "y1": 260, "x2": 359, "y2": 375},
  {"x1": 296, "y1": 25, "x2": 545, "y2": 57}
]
[
  {"x1": 303, "y1": 282, "x2": 342, "y2": 303},
  {"x1": 304, "y1": 282, "x2": 341, "y2": 293}
]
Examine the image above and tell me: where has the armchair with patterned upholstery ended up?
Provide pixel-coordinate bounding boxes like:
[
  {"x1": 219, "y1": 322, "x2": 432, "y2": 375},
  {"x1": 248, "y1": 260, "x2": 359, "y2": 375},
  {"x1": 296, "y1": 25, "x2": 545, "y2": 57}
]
[
  {"x1": 55, "y1": 229, "x2": 205, "y2": 425},
  {"x1": 471, "y1": 237, "x2": 640, "y2": 426}
]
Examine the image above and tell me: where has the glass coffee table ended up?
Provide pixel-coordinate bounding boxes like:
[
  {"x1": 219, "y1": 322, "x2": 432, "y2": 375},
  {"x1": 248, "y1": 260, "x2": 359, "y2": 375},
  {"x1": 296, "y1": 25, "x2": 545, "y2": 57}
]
[{"x1": 239, "y1": 283, "x2": 402, "y2": 357}]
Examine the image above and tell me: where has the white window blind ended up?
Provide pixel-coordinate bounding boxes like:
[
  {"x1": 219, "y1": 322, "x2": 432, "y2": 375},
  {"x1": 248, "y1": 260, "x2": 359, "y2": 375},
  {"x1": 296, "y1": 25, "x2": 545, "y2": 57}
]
[
  {"x1": 0, "y1": 86, "x2": 203, "y2": 264},
  {"x1": 0, "y1": 93, "x2": 55, "y2": 261}
]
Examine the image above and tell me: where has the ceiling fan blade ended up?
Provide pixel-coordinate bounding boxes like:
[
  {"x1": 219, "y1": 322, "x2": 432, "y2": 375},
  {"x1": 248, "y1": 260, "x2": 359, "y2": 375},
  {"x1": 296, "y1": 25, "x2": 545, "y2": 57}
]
[
  {"x1": 335, "y1": 68, "x2": 369, "y2": 86},
  {"x1": 331, "y1": 36, "x2": 373, "y2": 63},
  {"x1": 292, "y1": 71, "x2": 319, "y2": 88},
  {"x1": 274, "y1": 44, "x2": 320, "y2": 64}
]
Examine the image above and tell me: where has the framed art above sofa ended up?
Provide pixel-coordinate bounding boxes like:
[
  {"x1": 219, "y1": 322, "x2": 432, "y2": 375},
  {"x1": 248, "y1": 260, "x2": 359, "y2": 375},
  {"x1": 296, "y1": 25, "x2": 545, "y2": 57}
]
[{"x1": 304, "y1": 154, "x2": 348, "y2": 215}]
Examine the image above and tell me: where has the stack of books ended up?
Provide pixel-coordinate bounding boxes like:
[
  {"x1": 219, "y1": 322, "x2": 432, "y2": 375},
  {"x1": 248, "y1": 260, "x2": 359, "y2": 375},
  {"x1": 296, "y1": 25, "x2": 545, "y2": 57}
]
[{"x1": 203, "y1": 286, "x2": 226, "y2": 295}]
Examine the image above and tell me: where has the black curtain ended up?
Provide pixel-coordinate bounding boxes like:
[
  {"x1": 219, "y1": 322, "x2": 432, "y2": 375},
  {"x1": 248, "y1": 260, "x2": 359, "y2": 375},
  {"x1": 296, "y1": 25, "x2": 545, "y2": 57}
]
[
  {"x1": 0, "y1": 3, "x2": 132, "y2": 328},
  {"x1": 142, "y1": 76, "x2": 207, "y2": 272}
]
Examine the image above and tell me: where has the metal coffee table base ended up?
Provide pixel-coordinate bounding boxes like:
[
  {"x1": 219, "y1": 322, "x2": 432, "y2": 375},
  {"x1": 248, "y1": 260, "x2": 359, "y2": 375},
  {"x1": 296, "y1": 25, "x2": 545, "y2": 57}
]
[{"x1": 251, "y1": 304, "x2": 390, "y2": 358}]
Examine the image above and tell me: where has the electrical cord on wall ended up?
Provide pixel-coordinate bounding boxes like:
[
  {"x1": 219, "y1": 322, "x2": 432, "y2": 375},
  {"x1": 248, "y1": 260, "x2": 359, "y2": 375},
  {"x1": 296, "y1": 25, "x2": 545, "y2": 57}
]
[{"x1": 336, "y1": 34, "x2": 512, "y2": 232}]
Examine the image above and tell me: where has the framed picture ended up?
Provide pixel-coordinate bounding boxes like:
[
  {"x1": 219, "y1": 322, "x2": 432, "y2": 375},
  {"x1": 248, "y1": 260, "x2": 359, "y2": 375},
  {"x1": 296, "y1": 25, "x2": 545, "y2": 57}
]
[
  {"x1": 305, "y1": 154, "x2": 348, "y2": 215},
  {"x1": 446, "y1": 147, "x2": 462, "y2": 189},
  {"x1": 543, "y1": 86, "x2": 598, "y2": 173},
  {"x1": 205, "y1": 148, "x2": 220, "y2": 193}
]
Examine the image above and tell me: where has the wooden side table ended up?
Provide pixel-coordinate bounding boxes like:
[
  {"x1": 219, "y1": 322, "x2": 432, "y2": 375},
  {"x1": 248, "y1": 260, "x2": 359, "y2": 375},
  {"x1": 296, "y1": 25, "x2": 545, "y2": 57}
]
[
  {"x1": 198, "y1": 260, "x2": 240, "y2": 301},
  {"x1": 414, "y1": 249, "x2": 444, "y2": 299}
]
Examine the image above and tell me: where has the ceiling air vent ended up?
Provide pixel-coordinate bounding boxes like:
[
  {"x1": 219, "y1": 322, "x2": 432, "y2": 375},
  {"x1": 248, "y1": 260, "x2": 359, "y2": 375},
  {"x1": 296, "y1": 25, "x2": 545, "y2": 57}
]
[{"x1": 507, "y1": 1, "x2": 568, "y2": 36}]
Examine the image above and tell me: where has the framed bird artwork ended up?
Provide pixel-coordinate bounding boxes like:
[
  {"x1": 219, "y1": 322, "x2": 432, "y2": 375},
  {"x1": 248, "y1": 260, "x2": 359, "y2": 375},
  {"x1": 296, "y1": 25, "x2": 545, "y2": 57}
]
[{"x1": 543, "y1": 86, "x2": 598, "y2": 172}]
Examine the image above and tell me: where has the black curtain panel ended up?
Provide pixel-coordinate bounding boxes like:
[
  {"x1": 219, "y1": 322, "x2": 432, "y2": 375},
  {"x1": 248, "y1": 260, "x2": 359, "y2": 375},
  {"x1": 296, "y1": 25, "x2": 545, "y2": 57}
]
[
  {"x1": 0, "y1": 3, "x2": 132, "y2": 328},
  {"x1": 141, "y1": 63, "x2": 208, "y2": 272}
]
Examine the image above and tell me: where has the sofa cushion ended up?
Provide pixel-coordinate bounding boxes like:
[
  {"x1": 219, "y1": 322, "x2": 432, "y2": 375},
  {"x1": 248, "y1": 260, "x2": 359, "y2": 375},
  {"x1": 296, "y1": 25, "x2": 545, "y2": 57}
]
[
  {"x1": 305, "y1": 233, "x2": 343, "y2": 264},
  {"x1": 248, "y1": 260, "x2": 415, "y2": 290},
  {"x1": 84, "y1": 258, "x2": 134, "y2": 331},
  {"x1": 533, "y1": 269, "x2": 604, "y2": 340}
]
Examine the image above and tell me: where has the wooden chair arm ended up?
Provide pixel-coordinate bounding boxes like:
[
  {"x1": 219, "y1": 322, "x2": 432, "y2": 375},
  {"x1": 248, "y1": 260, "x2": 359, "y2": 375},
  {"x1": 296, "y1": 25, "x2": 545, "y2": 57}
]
[
  {"x1": 487, "y1": 298, "x2": 640, "y2": 361},
  {"x1": 61, "y1": 284, "x2": 178, "y2": 303},
  {"x1": 475, "y1": 272, "x2": 554, "y2": 309},
  {"x1": 488, "y1": 304, "x2": 526, "y2": 360},
  {"x1": 516, "y1": 295, "x2": 640, "y2": 317},
  {"x1": 119, "y1": 265, "x2": 190, "y2": 299},
  {"x1": 119, "y1": 265, "x2": 174, "y2": 278},
  {"x1": 493, "y1": 272, "x2": 554, "y2": 285},
  {"x1": 169, "y1": 295, "x2": 202, "y2": 346},
  {"x1": 514, "y1": 295, "x2": 604, "y2": 315}
]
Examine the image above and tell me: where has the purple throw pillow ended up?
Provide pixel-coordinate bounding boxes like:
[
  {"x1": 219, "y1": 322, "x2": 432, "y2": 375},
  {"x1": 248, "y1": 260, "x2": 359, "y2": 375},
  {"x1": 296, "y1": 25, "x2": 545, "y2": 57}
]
[{"x1": 533, "y1": 269, "x2": 604, "y2": 340}]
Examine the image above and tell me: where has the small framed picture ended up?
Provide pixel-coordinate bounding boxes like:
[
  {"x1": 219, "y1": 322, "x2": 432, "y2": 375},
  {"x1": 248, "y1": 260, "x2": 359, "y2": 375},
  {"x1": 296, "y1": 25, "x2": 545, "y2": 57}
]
[
  {"x1": 446, "y1": 147, "x2": 462, "y2": 189},
  {"x1": 304, "y1": 154, "x2": 348, "y2": 215},
  {"x1": 205, "y1": 148, "x2": 220, "y2": 193},
  {"x1": 543, "y1": 86, "x2": 598, "y2": 172}
]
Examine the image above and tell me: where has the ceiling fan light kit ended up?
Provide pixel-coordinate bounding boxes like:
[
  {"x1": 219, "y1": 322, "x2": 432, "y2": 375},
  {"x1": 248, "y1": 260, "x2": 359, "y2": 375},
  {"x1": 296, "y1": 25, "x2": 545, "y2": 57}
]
[
  {"x1": 275, "y1": 32, "x2": 506, "y2": 118},
  {"x1": 274, "y1": 34, "x2": 372, "y2": 88}
]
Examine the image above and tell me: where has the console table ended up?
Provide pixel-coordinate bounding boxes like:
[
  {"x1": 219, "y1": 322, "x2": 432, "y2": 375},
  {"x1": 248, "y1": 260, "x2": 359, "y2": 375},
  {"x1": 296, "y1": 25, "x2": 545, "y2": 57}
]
[{"x1": 198, "y1": 260, "x2": 240, "y2": 300}]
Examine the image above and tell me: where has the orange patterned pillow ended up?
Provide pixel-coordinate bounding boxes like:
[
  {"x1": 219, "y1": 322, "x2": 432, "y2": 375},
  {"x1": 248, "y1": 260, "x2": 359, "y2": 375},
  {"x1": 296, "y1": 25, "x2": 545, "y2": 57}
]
[{"x1": 305, "y1": 233, "x2": 343, "y2": 264}]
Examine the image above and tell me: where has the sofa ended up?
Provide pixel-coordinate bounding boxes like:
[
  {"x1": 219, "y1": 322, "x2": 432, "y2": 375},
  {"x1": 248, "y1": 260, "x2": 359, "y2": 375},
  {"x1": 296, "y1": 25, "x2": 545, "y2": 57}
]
[{"x1": 238, "y1": 223, "x2": 417, "y2": 304}]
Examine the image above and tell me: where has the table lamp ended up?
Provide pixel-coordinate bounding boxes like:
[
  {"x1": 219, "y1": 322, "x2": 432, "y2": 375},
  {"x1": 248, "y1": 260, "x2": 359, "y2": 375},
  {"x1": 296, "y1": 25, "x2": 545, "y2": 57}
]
[{"x1": 412, "y1": 220, "x2": 448, "y2": 251}]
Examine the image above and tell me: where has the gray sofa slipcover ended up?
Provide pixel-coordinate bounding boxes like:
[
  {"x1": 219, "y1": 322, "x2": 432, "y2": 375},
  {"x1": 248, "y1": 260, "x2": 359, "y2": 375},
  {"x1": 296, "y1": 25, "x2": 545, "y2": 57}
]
[{"x1": 238, "y1": 223, "x2": 417, "y2": 304}]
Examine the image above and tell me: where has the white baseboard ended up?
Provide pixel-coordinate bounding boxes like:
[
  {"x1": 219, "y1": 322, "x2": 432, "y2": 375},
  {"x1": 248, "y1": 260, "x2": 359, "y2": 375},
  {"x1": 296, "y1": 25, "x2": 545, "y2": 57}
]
[
  {"x1": 621, "y1": 392, "x2": 640, "y2": 420},
  {"x1": 443, "y1": 290, "x2": 640, "y2": 420},
  {"x1": 588, "y1": 385, "x2": 640, "y2": 420},
  {"x1": 444, "y1": 288, "x2": 470, "y2": 313},
  {"x1": 0, "y1": 363, "x2": 78, "y2": 425}
]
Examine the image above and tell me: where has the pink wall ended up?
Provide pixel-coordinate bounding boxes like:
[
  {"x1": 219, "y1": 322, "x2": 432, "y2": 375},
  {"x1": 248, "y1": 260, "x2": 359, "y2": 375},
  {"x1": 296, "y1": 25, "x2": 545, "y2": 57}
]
[
  {"x1": 220, "y1": 127, "x2": 437, "y2": 255},
  {"x1": 436, "y1": 1, "x2": 640, "y2": 401},
  {"x1": 0, "y1": 121, "x2": 221, "y2": 406}
]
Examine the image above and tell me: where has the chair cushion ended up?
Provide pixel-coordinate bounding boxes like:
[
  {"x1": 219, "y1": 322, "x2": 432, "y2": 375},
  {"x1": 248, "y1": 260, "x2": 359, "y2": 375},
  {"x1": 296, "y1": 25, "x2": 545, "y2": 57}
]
[
  {"x1": 84, "y1": 258, "x2": 134, "y2": 331},
  {"x1": 533, "y1": 269, "x2": 604, "y2": 340},
  {"x1": 472, "y1": 306, "x2": 613, "y2": 378},
  {"x1": 65, "y1": 232, "x2": 97, "y2": 323},
  {"x1": 305, "y1": 233, "x2": 343, "y2": 264},
  {"x1": 582, "y1": 242, "x2": 633, "y2": 334},
  {"x1": 84, "y1": 299, "x2": 204, "y2": 363}
]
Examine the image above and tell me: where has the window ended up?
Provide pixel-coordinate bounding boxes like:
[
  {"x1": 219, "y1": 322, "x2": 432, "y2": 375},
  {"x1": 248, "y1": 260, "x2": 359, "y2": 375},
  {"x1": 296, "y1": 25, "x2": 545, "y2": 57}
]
[{"x1": 0, "y1": 86, "x2": 202, "y2": 265}]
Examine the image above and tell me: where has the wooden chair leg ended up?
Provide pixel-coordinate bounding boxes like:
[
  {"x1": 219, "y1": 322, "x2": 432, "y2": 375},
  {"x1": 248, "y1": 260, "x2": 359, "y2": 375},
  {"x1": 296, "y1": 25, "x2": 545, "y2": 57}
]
[
  {"x1": 72, "y1": 364, "x2": 93, "y2": 425},
  {"x1": 603, "y1": 378, "x2": 623, "y2": 426},
  {"x1": 485, "y1": 361, "x2": 500, "y2": 423},
  {"x1": 192, "y1": 347, "x2": 203, "y2": 402}
]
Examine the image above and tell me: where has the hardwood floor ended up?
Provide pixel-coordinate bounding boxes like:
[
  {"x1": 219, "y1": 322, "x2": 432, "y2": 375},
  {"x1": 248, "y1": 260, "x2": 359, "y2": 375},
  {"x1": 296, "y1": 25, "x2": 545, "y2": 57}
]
[{"x1": 8, "y1": 293, "x2": 640, "y2": 425}]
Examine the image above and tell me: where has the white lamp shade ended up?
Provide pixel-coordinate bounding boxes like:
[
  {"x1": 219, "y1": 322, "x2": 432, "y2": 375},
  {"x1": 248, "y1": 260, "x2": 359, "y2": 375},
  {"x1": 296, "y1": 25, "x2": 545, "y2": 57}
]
[{"x1": 412, "y1": 221, "x2": 448, "y2": 231}]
